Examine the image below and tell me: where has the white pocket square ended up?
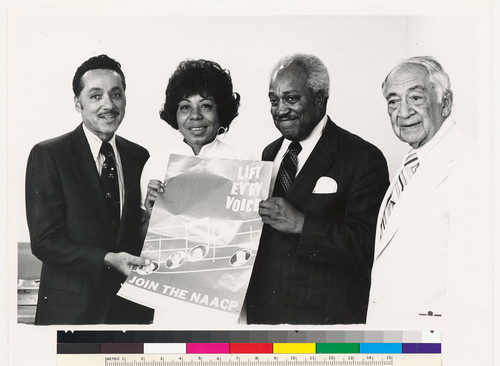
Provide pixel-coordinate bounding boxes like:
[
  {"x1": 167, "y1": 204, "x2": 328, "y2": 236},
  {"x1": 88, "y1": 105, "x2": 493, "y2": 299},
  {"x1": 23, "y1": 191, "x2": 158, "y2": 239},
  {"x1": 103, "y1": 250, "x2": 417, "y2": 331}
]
[{"x1": 312, "y1": 176, "x2": 337, "y2": 194}]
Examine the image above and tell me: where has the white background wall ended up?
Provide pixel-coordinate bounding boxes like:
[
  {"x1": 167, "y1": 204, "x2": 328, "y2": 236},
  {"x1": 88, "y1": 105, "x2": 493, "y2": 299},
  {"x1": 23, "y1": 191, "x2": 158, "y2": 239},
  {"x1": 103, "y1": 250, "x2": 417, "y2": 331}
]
[
  {"x1": 9, "y1": 12, "x2": 486, "y2": 242},
  {"x1": 4, "y1": 2, "x2": 494, "y2": 366}
]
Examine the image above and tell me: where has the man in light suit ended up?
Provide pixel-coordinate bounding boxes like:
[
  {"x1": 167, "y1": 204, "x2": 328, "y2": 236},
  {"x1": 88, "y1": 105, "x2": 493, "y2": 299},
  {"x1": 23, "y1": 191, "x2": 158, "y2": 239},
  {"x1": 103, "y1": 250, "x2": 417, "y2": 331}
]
[
  {"x1": 245, "y1": 54, "x2": 389, "y2": 324},
  {"x1": 367, "y1": 56, "x2": 483, "y2": 328},
  {"x1": 25, "y1": 54, "x2": 153, "y2": 324}
]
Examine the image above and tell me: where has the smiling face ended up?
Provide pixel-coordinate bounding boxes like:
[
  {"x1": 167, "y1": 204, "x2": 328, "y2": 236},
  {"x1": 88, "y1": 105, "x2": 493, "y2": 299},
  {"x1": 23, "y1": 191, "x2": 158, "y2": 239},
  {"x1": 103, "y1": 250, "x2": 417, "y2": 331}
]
[
  {"x1": 176, "y1": 94, "x2": 220, "y2": 155},
  {"x1": 384, "y1": 64, "x2": 451, "y2": 149},
  {"x1": 74, "y1": 69, "x2": 126, "y2": 142},
  {"x1": 268, "y1": 65, "x2": 324, "y2": 142}
]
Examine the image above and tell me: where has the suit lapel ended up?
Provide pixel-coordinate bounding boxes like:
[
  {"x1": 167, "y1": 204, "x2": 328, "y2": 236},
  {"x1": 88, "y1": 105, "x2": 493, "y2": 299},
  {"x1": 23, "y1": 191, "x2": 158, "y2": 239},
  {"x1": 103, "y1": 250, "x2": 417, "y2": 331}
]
[
  {"x1": 287, "y1": 118, "x2": 339, "y2": 206},
  {"x1": 69, "y1": 125, "x2": 116, "y2": 234},
  {"x1": 375, "y1": 167, "x2": 449, "y2": 259},
  {"x1": 374, "y1": 177, "x2": 406, "y2": 259},
  {"x1": 262, "y1": 137, "x2": 284, "y2": 161},
  {"x1": 375, "y1": 125, "x2": 459, "y2": 258},
  {"x1": 259, "y1": 119, "x2": 338, "y2": 239}
]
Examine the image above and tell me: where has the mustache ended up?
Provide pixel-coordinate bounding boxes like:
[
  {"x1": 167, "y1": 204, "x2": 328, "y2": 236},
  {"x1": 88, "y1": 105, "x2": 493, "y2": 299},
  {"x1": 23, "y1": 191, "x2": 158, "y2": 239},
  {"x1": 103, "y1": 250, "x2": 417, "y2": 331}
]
[
  {"x1": 97, "y1": 110, "x2": 119, "y2": 116},
  {"x1": 275, "y1": 116, "x2": 298, "y2": 122},
  {"x1": 397, "y1": 118, "x2": 421, "y2": 127}
]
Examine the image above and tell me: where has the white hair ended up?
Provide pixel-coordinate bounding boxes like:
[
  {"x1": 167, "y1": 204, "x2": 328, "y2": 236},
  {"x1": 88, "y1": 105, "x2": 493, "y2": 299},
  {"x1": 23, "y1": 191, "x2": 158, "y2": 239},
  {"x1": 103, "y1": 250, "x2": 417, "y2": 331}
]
[
  {"x1": 270, "y1": 53, "x2": 330, "y2": 99},
  {"x1": 382, "y1": 56, "x2": 451, "y2": 100}
]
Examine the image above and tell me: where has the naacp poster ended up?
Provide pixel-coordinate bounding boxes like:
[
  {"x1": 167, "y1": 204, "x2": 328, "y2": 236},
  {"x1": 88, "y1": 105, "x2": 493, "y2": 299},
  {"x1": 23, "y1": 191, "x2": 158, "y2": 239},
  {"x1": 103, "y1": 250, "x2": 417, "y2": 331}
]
[{"x1": 119, "y1": 154, "x2": 272, "y2": 322}]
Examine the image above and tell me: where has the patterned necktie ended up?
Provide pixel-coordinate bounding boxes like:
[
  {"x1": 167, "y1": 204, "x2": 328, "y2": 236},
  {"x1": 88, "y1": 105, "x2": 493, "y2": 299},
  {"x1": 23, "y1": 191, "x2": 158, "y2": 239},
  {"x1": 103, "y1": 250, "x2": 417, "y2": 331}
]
[
  {"x1": 380, "y1": 150, "x2": 419, "y2": 238},
  {"x1": 273, "y1": 141, "x2": 302, "y2": 197},
  {"x1": 100, "y1": 142, "x2": 120, "y2": 234}
]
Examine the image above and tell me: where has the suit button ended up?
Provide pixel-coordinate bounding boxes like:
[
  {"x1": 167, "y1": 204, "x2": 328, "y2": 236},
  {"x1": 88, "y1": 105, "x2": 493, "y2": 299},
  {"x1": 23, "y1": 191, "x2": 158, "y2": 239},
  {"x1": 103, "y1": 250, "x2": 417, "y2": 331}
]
[{"x1": 308, "y1": 253, "x2": 317, "y2": 258}]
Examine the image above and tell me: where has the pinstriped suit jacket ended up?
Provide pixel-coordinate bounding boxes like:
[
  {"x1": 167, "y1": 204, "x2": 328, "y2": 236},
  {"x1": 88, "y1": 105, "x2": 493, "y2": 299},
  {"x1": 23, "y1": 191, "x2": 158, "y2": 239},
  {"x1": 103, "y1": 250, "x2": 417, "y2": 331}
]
[{"x1": 245, "y1": 118, "x2": 389, "y2": 324}]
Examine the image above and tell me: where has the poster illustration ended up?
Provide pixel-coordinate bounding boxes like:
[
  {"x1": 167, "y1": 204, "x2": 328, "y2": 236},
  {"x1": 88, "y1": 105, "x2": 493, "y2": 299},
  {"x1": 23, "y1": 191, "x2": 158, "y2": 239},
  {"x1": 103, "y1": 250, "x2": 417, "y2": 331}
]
[{"x1": 118, "y1": 154, "x2": 272, "y2": 322}]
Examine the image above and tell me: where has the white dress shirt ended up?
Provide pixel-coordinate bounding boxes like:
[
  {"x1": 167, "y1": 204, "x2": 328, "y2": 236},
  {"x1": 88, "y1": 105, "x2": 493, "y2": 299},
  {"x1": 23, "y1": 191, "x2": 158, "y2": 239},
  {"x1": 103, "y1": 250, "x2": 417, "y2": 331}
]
[
  {"x1": 270, "y1": 114, "x2": 328, "y2": 193},
  {"x1": 414, "y1": 117, "x2": 455, "y2": 163}
]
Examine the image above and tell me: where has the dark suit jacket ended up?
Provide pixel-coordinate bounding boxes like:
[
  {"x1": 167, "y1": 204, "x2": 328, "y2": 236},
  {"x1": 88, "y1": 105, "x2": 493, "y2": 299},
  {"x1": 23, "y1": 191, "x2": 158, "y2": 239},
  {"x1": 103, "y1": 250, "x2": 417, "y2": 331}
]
[
  {"x1": 245, "y1": 118, "x2": 389, "y2": 324},
  {"x1": 25, "y1": 124, "x2": 153, "y2": 325}
]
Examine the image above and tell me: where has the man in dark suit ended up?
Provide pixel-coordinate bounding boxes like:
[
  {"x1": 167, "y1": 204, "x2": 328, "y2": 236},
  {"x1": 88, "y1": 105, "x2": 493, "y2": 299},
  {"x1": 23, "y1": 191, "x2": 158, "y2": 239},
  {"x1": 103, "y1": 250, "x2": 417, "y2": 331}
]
[
  {"x1": 25, "y1": 54, "x2": 153, "y2": 324},
  {"x1": 245, "y1": 54, "x2": 389, "y2": 324}
]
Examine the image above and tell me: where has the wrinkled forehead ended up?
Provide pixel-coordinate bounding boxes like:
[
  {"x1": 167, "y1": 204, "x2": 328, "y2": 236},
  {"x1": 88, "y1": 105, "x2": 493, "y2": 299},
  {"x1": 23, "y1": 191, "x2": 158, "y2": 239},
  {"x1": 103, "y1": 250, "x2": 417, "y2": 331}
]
[
  {"x1": 384, "y1": 64, "x2": 431, "y2": 96},
  {"x1": 269, "y1": 65, "x2": 308, "y2": 93}
]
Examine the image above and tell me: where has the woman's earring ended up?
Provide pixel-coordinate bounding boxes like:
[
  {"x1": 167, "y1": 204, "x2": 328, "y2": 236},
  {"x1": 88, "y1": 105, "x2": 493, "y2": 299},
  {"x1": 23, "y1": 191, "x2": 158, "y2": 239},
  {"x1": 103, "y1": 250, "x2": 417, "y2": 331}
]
[{"x1": 217, "y1": 126, "x2": 228, "y2": 138}]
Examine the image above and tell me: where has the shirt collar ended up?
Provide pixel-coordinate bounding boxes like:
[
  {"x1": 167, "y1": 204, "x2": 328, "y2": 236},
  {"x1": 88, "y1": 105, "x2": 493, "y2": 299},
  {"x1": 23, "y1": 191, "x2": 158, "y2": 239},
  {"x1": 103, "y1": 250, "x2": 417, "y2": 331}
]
[
  {"x1": 281, "y1": 114, "x2": 328, "y2": 155},
  {"x1": 181, "y1": 136, "x2": 221, "y2": 156},
  {"x1": 82, "y1": 122, "x2": 118, "y2": 161},
  {"x1": 414, "y1": 119, "x2": 455, "y2": 161}
]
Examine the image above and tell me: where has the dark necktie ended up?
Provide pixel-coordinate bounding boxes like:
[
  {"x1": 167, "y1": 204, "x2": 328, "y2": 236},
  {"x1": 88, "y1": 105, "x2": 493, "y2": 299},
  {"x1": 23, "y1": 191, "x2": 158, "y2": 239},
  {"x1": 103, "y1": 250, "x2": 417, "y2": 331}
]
[
  {"x1": 273, "y1": 141, "x2": 302, "y2": 197},
  {"x1": 100, "y1": 142, "x2": 120, "y2": 234}
]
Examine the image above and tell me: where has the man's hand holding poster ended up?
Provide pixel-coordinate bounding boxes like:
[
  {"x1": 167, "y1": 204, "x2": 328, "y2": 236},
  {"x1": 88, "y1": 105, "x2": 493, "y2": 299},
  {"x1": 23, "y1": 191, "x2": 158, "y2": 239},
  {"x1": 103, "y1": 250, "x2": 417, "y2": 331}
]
[{"x1": 118, "y1": 154, "x2": 272, "y2": 323}]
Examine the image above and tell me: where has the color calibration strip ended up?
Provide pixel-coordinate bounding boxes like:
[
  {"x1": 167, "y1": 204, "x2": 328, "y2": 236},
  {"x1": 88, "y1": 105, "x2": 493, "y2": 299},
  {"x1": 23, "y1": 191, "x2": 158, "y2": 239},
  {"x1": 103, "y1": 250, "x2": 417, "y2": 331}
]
[{"x1": 57, "y1": 331, "x2": 441, "y2": 355}]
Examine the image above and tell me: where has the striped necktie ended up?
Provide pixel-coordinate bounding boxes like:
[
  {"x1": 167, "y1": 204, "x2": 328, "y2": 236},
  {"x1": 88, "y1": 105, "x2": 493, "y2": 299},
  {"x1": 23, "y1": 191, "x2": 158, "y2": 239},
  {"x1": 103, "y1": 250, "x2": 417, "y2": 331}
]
[
  {"x1": 100, "y1": 142, "x2": 120, "y2": 234},
  {"x1": 273, "y1": 141, "x2": 302, "y2": 197},
  {"x1": 380, "y1": 150, "x2": 419, "y2": 238}
]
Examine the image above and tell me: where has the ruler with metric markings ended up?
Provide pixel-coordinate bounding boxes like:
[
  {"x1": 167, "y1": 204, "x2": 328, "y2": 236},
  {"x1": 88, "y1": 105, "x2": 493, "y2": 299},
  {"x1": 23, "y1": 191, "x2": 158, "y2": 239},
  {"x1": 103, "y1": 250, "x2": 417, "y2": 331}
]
[{"x1": 57, "y1": 353, "x2": 441, "y2": 366}]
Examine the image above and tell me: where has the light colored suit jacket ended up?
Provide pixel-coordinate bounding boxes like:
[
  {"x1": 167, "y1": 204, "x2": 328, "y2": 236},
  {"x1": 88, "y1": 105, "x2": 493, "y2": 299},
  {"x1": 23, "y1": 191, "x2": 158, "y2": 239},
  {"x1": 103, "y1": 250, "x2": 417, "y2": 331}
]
[{"x1": 367, "y1": 120, "x2": 482, "y2": 328}]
